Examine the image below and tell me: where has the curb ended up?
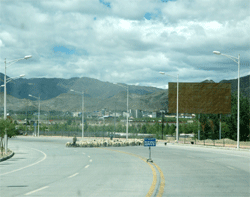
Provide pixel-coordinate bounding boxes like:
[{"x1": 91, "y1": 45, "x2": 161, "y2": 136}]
[
  {"x1": 157, "y1": 142, "x2": 250, "y2": 152},
  {"x1": 0, "y1": 151, "x2": 15, "y2": 162}
]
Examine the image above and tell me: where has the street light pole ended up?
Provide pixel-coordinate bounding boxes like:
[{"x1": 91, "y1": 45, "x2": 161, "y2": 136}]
[
  {"x1": 4, "y1": 59, "x2": 7, "y2": 121},
  {"x1": 38, "y1": 96, "x2": 40, "y2": 137},
  {"x1": 82, "y1": 91, "x2": 84, "y2": 139},
  {"x1": 126, "y1": 85, "x2": 129, "y2": 140},
  {"x1": 3, "y1": 55, "x2": 31, "y2": 154},
  {"x1": 4, "y1": 59, "x2": 7, "y2": 155},
  {"x1": 213, "y1": 51, "x2": 240, "y2": 149},
  {"x1": 29, "y1": 94, "x2": 40, "y2": 137},
  {"x1": 159, "y1": 71, "x2": 179, "y2": 142},
  {"x1": 113, "y1": 83, "x2": 129, "y2": 140},
  {"x1": 71, "y1": 89, "x2": 84, "y2": 139},
  {"x1": 177, "y1": 74, "x2": 179, "y2": 142}
]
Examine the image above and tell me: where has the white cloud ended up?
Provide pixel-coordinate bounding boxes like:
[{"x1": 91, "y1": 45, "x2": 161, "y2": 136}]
[{"x1": 0, "y1": 0, "x2": 249, "y2": 87}]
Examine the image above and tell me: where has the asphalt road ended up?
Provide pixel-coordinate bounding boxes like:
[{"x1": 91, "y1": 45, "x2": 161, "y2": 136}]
[{"x1": 0, "y1": 136, "x2": 249, "y2": 197}]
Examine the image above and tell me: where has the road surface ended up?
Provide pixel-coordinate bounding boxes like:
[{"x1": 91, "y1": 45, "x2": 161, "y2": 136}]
[{"x1": 0, "y1": 136, "x2": 249, "y2": 196}]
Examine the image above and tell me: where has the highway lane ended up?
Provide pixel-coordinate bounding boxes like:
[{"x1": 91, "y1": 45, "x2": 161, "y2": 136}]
[
  {"x1": 0, "y1": 137, "x2": 153, "y2": 197},
  {"x1": 1, "y1": 136, "x2": 249, "y2": 196},
  {"x1": 111, "y1": 143, "x2": 250, "y2": 197}
]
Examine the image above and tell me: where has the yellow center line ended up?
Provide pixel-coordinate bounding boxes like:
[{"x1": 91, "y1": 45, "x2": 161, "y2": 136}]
[
  {"x1": 153, "y1": 163, "x2": 165, "y2": 197},
  {"x1": 101, "y1": 148, "x2": 165, "y2": 197},
  {"x1": 146, "y1": 162, "x2": 157, "y2": 197}
]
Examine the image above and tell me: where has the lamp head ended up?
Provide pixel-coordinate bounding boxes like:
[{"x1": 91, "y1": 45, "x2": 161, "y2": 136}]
[
  {"x1": 70, "y1": 89, "x2": 74, "y2": 92},
  {"x1": 213, "y1": 51, "x2": 221, "y2": 55},
  {"x1": 24, "y1": 55, "x2": 32, "y2": 59},
  {"x1": 28, "y1": 94, "x2": 32, "y2": 97},
  {"x1": 20, "y1": 74, "x2": 25, "y2": 78},
  {"x1": 159, "y1": 71, "x2": 165, "y2": 75}
]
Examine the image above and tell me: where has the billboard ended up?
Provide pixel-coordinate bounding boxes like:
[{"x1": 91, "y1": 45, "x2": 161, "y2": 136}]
[{"x1": 168, "y1": 83, "x2": 231, "y2": 114}]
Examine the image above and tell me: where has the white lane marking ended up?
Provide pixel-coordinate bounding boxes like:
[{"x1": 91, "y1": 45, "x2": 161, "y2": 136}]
[
  {"x1": 206, "y1": 160, "x2": 215, "y2": 163},
  {"x1": 68, "y1": 173, "x2": 79, "y2": 178},
  {"x1": 227, "y1": 166, "x2": 235, "y2": 170},
  {"x1": 88, "y1": 156, "x2": 90, "y2": 158},
  {"x1": 0, "y1": 148, "x2": 47, "y2": 176},
  {"x1": 85, "y1": 165, "x2": 90, "y2": 168},
  {"x1": 90, "y1": 159, "x2": 92, "y2": 162},
  {"x1": 25, "y1": 186, "x2": 49, "y2": 195},
  {"x1": 82, "y1": 152, "x2": 85, "y2": 155}
]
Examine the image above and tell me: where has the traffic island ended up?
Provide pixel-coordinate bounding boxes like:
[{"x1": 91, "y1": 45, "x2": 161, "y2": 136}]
[{"x1": 0, "y1": 149, "x2": 15, "y2": 162}]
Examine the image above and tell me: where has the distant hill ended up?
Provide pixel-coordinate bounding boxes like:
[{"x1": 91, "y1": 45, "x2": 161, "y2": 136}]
[
  {"x1": 0, "y1": 73, "x2": 248, "y2": 113},
  {"x1": 0, "y1": 74, "x2": 162, "y2": 100},
  {"x1": 201, "y1": 79, "x2": 215, "y2": 83},
  {"x1": 219, "y1": 75, "x2": 249, "y2": 98}
]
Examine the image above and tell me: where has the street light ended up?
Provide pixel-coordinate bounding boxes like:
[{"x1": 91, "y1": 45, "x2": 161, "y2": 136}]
[
  {"x1": 213, "y1": 51, "x2": 240, "y2": 149},
  {"x1": 114, "y1": 83, "x2": 129, "y2": 140},
  {"x1": 160, "y1": 71, "x2": 179, "y2": 142},
  {"x1": 0, "y1": 74, "x2": 25, "y2": 87},
  {"x1": 70, "y1": 89, "x2": 84, "y2": 139},
  {"x1": 29, "y1": 94, "x2": 40, "y2": 137},
  {"x1": 3, "y1": 55, "x2": 31, "y2": 154}
]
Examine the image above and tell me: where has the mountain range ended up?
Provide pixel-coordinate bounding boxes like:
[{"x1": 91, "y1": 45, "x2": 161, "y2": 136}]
[{"x1": 0, "y1": 73, "x2": 249, "y2": 113}]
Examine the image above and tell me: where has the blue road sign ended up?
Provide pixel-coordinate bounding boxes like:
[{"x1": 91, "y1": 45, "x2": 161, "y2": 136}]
[{"x1": 144, "y1": 138, "x2": 156, "y2": 147}]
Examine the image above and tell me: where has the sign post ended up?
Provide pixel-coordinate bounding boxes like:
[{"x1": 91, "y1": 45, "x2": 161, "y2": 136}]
[{"x1": 144, "y1": 138, "x2": 156, "y2": 163}]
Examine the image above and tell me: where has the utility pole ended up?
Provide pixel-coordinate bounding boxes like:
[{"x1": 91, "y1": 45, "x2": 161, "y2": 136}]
[{"x1": 160, "y1": 110, "x2": 165, "y2": 140}]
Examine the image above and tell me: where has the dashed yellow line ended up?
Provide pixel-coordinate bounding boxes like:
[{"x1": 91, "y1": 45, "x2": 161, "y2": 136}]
[{"x1": 101, "y1": 148, "x2": 164, "y2": 197}]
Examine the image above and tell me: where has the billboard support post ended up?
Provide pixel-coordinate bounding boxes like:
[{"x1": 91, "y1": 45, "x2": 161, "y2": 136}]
[
  {"x1": 219, "y1": 114, "x2": 221, "y2": 140},
  {"x1": 198, "y1": 114, "x2": 200, "y2": 140}
]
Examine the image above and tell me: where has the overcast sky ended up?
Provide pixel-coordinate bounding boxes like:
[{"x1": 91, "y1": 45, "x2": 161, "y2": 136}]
[{"x1": 0, "y1": 0, "x2": 249, "y2": 89}]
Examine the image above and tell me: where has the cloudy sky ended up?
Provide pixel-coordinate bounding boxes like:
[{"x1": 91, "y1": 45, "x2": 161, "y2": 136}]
[{"x1": 0, "y1": 0, "x2": 249, "y2": 89}]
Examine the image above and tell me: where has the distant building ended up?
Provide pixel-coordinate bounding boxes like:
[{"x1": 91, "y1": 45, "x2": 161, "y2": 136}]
[
  {"x1": 110, "y1": 112, "x2": 121, "y2": 117},
  {"x1": 123, "y1": 111, "x2": 131, "y2": 118},
  {"x1": 152, "y1": 111, "x2": 162, "y2": 118},
  {"x1": 72, "y1": 112, "x2": 81, "y2": 117},
  {"x1": 131, "y1": 109, "x2": 142, "y2": 118}
]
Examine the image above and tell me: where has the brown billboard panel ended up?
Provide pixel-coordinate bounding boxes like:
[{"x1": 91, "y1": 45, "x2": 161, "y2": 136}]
[{"x1": 168, "y1": 83, "x2": 231, "y2": 114}]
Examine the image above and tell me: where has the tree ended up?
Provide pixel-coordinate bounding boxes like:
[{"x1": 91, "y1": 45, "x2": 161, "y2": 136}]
[
  {"x1": 168, "y1": 124, "x2": 176, "y2": 136},
  {"x1": 141, "y1": 124, "x2": 147, "y2": 133},
  {"x1": 226, "y1": 93, "x2": 250, "y2": 141},
  {"x1": 0, "y1": 119, "x2": 17, "y2": 155}
]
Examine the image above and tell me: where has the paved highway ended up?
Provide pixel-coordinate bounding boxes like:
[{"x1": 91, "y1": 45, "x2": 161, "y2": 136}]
[{"x1": 0, "y1": 136, "x2": 249, "y2": 197}]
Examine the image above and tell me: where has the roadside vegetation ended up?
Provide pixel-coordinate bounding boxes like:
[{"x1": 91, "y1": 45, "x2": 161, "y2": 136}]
[
  {"x1": 0, "y1": 118, "x2": 18, "y2": 155},
  {"x1": 2, "y1": 93, "x2": 249, "y2": 143}
]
